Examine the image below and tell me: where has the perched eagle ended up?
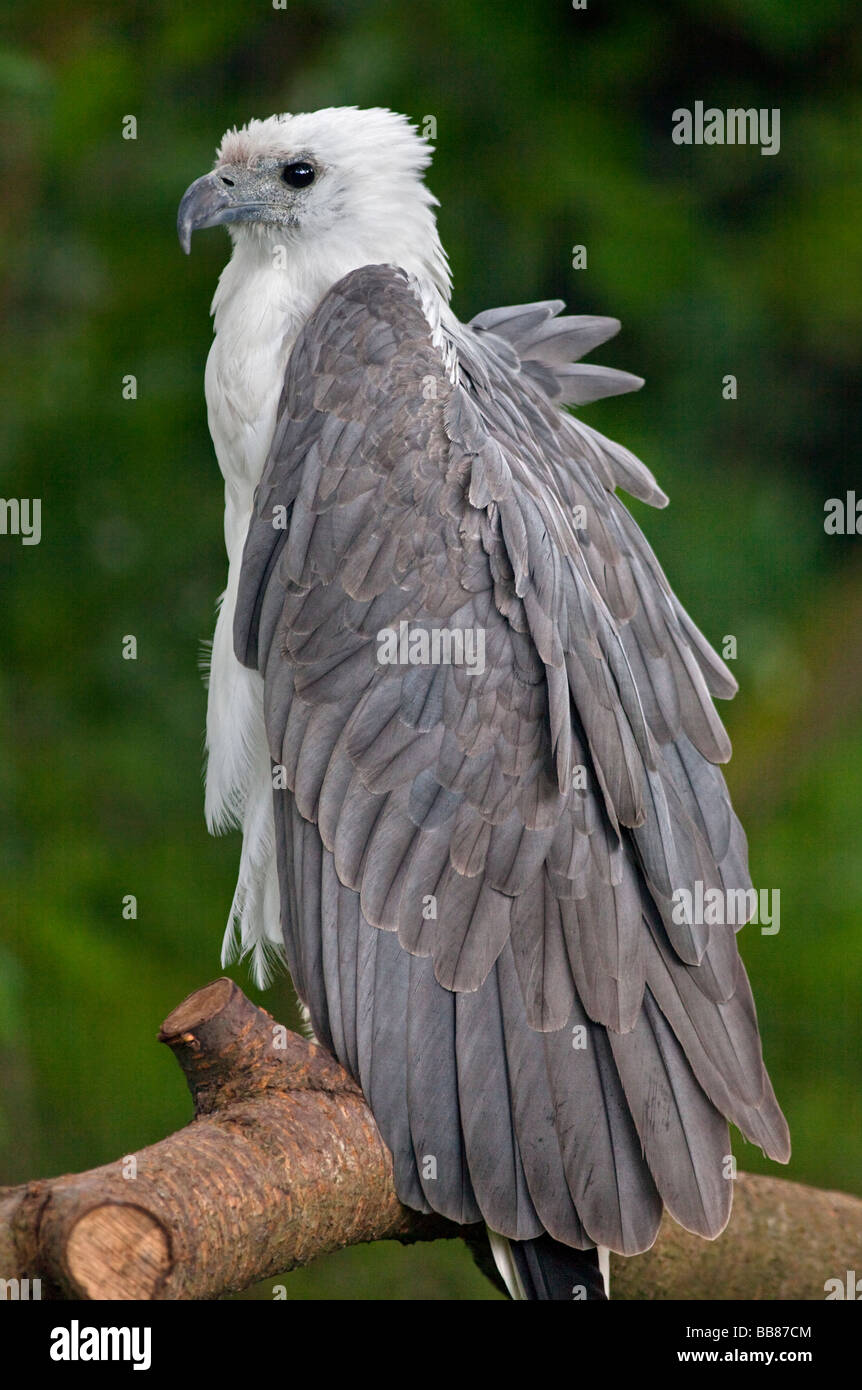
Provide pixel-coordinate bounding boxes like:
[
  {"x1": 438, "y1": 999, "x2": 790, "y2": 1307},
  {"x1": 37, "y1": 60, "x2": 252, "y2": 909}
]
[{"x1": 178, "y1": 106, "x2": 789, "y2": 1300}]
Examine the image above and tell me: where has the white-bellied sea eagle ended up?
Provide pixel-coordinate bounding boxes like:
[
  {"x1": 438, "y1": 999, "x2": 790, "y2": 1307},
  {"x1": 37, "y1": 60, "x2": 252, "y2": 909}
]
[{"x1": 177, "y1": 105, "x2": 789, "y2": 1301}]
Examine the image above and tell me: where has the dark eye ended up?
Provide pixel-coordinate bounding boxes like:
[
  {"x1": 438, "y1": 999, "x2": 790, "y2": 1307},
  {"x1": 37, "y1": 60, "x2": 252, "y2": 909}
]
[{"x1": 282, "y1": 161, "x2": 315, "y2": 188}]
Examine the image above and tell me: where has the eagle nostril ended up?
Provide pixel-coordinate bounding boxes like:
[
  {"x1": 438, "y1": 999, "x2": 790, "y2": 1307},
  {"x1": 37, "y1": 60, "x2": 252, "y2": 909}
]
[{"x1": 220, "y1": 176, "x2": 235, "y2": 187}]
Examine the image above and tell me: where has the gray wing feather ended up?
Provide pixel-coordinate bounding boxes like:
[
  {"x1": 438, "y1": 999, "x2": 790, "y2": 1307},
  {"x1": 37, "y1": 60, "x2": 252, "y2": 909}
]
[
  {"x1": 406, "y1": 949, "x2": 483, "y2": 1224},
  {"x1": 455, "y1": 962, "x2": 543, "y2": 1238},
  {"x1": 356, "y1": 916, "x2": 428, "y2": 1212},
  {"x1": 542, "y1": 978, "x2": 665, "y2": 1253},
  {"x1": 610, "y1": 989, "x2": 733, "y2": 1238},
  {"x1": 494, "y1": 944, "x2": 590, "y2": 1246},
  {"x1": 233, "y1": 263, "x2": 789, "y2": 1253}
]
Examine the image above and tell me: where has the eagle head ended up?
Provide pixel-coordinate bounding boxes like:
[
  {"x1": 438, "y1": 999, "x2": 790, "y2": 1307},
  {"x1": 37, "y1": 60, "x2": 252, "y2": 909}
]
[{"x1": 177, "y1": 105, "x2": 451, "y2": 300}]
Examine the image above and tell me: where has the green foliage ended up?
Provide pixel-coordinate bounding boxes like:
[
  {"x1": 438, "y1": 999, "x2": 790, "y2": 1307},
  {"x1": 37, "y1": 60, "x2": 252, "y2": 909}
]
[{"x1": 1, "y1": 0, "x2": 860, "y2": 1298}]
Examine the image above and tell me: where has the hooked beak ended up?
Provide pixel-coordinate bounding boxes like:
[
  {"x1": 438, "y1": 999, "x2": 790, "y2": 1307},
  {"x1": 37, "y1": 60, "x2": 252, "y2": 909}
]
[{"x1": 177, "y1": 170, "x2": 266, "y2": 254}]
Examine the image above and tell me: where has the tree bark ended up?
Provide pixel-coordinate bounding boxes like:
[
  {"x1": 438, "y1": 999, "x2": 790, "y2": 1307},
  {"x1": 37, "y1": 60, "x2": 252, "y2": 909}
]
[{"x1": 0, "y1": 978, "x2": 858, "y2": 1300}]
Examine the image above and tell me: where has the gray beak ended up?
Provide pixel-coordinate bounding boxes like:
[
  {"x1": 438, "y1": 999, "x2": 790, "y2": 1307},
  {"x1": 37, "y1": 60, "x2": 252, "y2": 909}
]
[{"x1": 177, "y1": 171, "x2": 264, "y2": 254}]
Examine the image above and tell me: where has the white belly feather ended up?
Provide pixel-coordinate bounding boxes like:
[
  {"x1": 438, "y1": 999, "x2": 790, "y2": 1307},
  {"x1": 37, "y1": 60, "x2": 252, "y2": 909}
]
[{"x1": 203, "y1": 252, "x2": 298, "y2": 986}]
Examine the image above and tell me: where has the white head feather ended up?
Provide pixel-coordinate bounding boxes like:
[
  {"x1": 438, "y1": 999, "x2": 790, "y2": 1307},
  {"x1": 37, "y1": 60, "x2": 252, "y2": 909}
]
[{"x1": 212, "y1": 106, "x2": 451, "y2": 304}]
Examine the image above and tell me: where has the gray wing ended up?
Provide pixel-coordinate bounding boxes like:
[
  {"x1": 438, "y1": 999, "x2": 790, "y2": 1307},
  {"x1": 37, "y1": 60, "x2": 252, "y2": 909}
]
[{"x1": 233, "y1": 264, "x2": 789, "y2": 1253}]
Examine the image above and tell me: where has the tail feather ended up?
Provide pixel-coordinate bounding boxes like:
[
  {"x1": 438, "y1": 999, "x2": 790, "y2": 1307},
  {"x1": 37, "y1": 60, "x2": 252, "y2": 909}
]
[{"x1": 488, "y1": 1229, "x2": 610, "y2": 1301}]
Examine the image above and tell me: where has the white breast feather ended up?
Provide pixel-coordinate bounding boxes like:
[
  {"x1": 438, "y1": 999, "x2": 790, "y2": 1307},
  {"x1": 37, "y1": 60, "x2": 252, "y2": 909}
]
[{"x1": 204, "y1": 245, "x2": 297, "y2": 985}]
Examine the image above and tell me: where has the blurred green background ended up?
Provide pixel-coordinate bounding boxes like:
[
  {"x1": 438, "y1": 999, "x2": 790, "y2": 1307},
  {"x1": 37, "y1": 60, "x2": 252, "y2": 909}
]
[{"x1": 1, "y1": 0, "x2": 860, "y2": 1299}]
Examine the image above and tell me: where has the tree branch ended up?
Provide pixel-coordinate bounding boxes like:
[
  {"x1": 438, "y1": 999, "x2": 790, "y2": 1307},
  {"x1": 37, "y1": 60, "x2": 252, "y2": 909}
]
[{"x1": 0, "y1": 979, "x2": 858, "y2": 1300}]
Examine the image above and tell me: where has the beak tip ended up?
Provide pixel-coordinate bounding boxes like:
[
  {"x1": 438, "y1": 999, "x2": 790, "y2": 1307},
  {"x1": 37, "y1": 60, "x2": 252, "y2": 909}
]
[{"x1": 178, "y1": 169, "x2": 241, "y2": 255}]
